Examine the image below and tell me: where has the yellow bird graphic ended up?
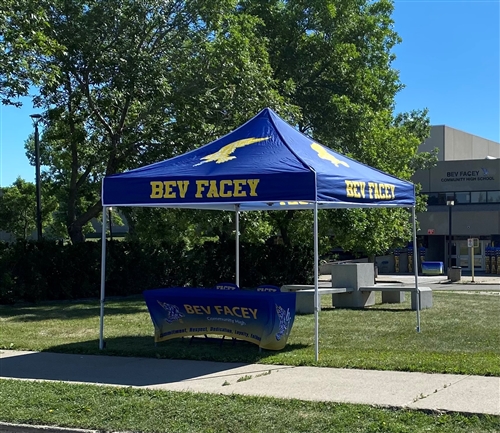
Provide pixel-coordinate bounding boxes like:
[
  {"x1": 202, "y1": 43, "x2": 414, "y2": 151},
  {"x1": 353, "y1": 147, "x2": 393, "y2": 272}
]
[
  {"x1": 194, "y1": 137, "x2": 270, "y2": 166},
  {"x1": 311, "y1": 142, "x2": 349, "y2": 168}
]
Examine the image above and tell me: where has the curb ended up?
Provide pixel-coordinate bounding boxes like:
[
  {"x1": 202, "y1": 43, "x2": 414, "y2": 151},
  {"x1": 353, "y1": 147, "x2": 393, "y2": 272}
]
[{"x1": 437, "y1": 282, "x2": 500, "y2": 286}]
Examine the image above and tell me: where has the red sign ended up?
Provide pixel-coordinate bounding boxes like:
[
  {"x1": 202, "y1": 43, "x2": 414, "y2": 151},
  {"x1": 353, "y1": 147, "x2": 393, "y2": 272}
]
[{"x1": 427, "y1": 229, "x2": 435, "y2": 235}]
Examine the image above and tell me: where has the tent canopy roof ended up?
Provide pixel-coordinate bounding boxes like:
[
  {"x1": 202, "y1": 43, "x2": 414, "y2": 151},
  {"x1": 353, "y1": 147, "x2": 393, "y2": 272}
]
[{"x1": 102, "y1": 108, "x2": 415, "y2": 210}]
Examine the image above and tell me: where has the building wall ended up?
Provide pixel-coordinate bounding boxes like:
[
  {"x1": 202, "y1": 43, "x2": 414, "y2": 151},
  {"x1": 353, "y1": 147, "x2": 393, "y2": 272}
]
[
  {"x1": 419, "y1": 125, "x2": 445, "y2": 159},
  {"x1": 417, "y1": 207, "x2": 500, "y2": 237},
  {"x1": 414, "y1": 128, "x2": 500, "y2": 271},
  {"x1": 419, "y1": 125, "x2": 500, "y2": 161},
  {"x1": 426, "y1": 159, "x2": 500, "y2": 194},
  {"x1": 444, "y1": 126, "x2": 500, "y2": 160},
  {"x1": 0, "y1": 231, "x2": 15, "y2": 242},
  {"x1": 416, "y1": 160, "x2": 500, "y2": 239}
]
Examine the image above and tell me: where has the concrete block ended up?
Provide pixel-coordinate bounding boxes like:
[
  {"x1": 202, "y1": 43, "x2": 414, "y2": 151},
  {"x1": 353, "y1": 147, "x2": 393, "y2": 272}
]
[
  {"x1": 332, "y1": 290, "x2": 375, "y2": 308},
  {"x1": 319, "y1": 262, "x2": 334, "y2": 275},
  {"x1": 382, "y1": 290, "x2": 405, "y2": 304},
  {"x1": 281, "y1": 285, "x2": 354, "y2": 314},
  {"x1": 331, "y1": 263, "x2": 376, "y2": 308},
  {"x1": 295, "y1": 291, "x2": 317, "y2": 314},
  {"x1": 411, "y1": 287, "x2": 433, "y2": 310},
  {"x1": 281, "y1": 285, "x2": 319, "y2": 314},
  {"x1": 331, "y1": 263, "x2": 374, "y2": 288}
]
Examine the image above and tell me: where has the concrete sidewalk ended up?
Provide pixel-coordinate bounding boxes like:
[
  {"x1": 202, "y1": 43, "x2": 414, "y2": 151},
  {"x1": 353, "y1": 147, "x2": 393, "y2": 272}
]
[
  {"x1": 1, "y1": 350, "x2": 499, "y2": 416},
  {"x1": 375, "y1": 273, "x2": 500, "y2": 289}
]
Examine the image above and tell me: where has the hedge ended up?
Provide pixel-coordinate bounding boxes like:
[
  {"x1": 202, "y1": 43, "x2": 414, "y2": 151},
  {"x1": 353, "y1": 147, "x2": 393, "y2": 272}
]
[{"x1": 0, "y1": 240, "x2": 313, "y2": 304}]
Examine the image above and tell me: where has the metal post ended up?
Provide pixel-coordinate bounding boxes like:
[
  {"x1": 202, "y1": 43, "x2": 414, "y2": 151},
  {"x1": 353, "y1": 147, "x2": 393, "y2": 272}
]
[
  {"x1": 108, "y1": 207, "x2": 113, "y2": 241},
  {"x1": 235, "y1": 205, "x2": 240, "y2": 287},
  {"x1": 99, "y1": 206, "x2": 108, "y2": 350},
  {"x1": 412, "y1": 207, "x2": 420, "y2": 333},
  {"x1": 313, "y1": 202, "x2": 319, "y2": 362},
  {"x1": 446, "y1": 198, "x2": 454, "y2": 275},
  {"x1": 470, "y1": 239, "x2": 475, "y2": 283},
  {"x1": 448, "y1": 205, "x2": 452, "y2": 272},
  {"x1": 30, "y1": 114, "x2": 43, "y2": 241}
]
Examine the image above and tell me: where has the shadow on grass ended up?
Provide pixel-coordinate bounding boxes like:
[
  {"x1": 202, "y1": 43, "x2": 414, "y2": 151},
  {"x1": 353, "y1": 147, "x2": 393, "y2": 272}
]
[
  {"x1": 353, "y1": 306, "x2": 414, "y2": 313},
  {"x1": 0, "y1": 337, "x2": 303, "y2": 387},
  {"x1": 36, "y1": 335, "x2": 309, "y2": 365},
  {"x1": 318, "y1": 306, "x2": 414, "y2": 313},
  {"x1": 0, "y1": 299, "x2": 147, "y2": 322}
]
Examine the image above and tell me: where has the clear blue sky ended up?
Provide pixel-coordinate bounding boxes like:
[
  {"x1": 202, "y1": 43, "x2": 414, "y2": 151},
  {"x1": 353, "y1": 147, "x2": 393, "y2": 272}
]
[{"x1": 1, "y1": 0, "x2": 499, "y2": 187}]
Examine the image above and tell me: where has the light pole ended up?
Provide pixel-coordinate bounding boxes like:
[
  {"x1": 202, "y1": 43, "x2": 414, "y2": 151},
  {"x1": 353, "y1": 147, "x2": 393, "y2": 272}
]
[
  {"x1": 108, "y1": 207, "x2": 113, "y2": 241},
  {"x1": 30, "y1": 114, "x2": 43, "y2": 241},
  {"x1": 446, "y1": 197, "x2": 455, "y2": 274}
]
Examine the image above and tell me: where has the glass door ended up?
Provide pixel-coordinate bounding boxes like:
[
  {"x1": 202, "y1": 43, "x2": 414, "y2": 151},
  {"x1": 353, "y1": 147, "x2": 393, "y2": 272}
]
[{"x1": 454, "y1": 240, "x2": 484, "y2": 271}]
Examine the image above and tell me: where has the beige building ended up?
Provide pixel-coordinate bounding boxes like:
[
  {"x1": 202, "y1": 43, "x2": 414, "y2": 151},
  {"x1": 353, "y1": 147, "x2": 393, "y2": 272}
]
[{"x1": 413, "y1": 126, "x2": 500, "y2": 272}]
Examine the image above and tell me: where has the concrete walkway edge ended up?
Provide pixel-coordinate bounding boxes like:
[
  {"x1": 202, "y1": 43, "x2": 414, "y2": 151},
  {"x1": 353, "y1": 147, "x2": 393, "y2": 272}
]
[{"x1": 1, "y1": 350, "x2": 499, "y2": 416}]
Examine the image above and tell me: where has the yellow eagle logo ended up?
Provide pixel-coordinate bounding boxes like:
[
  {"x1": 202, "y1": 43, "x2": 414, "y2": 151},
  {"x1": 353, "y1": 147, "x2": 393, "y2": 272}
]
[
  {"x1": 311, "y1": 142, "x2": 349, "y2": 168},
  {"x1": 194, "y1": 137, "x2": 270, "y2": 166}
]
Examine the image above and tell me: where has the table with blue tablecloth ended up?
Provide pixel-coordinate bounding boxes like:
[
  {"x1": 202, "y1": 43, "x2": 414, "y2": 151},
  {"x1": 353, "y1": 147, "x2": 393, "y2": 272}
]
[{"x1": 143, "y1": 288, "x2": 296, "y2": 350}]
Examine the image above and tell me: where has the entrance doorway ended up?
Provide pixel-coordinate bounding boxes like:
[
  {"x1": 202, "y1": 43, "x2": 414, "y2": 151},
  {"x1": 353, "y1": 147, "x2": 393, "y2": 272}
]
[{"x1": 452, "y1": 240, "x2": 486, "y2": 271}]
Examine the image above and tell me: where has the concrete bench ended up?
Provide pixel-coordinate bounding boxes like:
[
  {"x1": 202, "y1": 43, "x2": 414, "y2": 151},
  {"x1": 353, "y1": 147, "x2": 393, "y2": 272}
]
[
  {"x1": 359, "y1": 285, "x2": 432, "y2": 310},
  {"x1": 281, "y1": 285, "x2": 353, "y2": 314}
]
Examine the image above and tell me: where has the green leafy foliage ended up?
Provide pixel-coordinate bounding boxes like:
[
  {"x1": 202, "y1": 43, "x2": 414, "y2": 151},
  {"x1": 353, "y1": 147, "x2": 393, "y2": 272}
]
[
  {"x1": 0, "y1": 178, "x2": 59, "y2": 240},
  {"x1": 238, "y1": 0, "x2": 436, "y2": 256},
  {"x1": 2, "y1": 0, "x2": 437, "y2": 256},
  {"x1": 14, "y1": 0, "x2": 285, "y2": 243},
  {"x1": 0, "y1": 239, "x2": 313, "y2": 304},
  {"x1": 0, "y1": 178, "x2": 37, "y2": 239},
  {"x1": 0, "y1": 0, "x2": 60, "y2": 105}
]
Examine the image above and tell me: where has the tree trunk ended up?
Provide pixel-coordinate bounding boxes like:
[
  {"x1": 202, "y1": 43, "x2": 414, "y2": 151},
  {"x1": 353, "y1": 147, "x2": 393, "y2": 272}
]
[
  {"x1": 66, "y1": 200, "x2": 103, "y2": 244},
  {"x1": 277, "y1": 210, "x2": 295, "y2": 247},
  {"x1": 68, "y1": 222, "x2": 86, "y2": 243}
]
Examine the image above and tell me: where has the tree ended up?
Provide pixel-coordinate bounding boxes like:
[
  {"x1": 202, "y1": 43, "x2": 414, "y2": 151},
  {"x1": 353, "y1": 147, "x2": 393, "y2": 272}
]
[
  {"x1": 125, "y1": 0, "x2": 435, "y2": 253},
  {"x1": 0, "y1": 177, "x2": 57, "y2": 239},
  {"x1": 238, "y1": 0, "x2": 435, "y2": 256},
  {"x1": 0, "y1": 0, "x2": 59, "y2": 105},
  {"x1": 19, "y1": 0, "x2": 285, "y2": 243},
  {"x1": 0, "y1": 178, "x2": 36, "y2": 239},
  {"x1": 11, "y1": 0, "x2": 436, "y2": 253}
]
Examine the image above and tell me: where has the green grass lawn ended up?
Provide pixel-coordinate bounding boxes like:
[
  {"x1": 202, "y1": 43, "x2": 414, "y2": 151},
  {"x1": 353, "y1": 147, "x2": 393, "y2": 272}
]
[
  {"x1": 1, "y1": 291, "x2": 499, "y2": 376},
  {"x1": 1, "y1": 379, "x2": 499, "y2": 433},
  {"x1": 1, "y1": 292, "x2": 499, "y2": 433}
]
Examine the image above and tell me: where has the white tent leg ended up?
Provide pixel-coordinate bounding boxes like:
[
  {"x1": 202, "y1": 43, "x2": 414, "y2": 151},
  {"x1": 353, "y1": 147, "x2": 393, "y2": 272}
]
[
  {"x1": 314, "y1": 202, "x2": 319, "y2": 362},
  {"x1": 412, "y1": 206, "x2": 421, "y2": 332},
  {"x1": 235, "y1": 205, "x2": 240, "y2": 287},
  {"x1": 99, "y1": 206, "x2": 108, "y2": 350}
]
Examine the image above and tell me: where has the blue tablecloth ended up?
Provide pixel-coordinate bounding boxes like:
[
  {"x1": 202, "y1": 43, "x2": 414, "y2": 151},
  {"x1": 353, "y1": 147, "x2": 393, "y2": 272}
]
[{"x1": 143, "y1": 288, "x2": 296, "y2": 350}]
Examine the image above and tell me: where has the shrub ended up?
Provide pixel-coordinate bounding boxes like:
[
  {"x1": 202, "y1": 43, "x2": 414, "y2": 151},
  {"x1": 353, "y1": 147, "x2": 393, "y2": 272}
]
[{"x1": 0, "y1": 239, "x2": 313, "y2": 304}]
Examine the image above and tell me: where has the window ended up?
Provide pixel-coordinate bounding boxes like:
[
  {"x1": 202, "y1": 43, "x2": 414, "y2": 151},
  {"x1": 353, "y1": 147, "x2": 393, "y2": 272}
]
[
  {"x1": 471, "y1": 192, "x2": 487, "y2": 203},
  {"x1": 426, "y1": 192, "x2": 447, "y2": 205},
  {"x1": 455, "y1": 192, "x2": 470, "y2": 204},
  {"x1": 487, "y1": 191, "x2": 500, "y2": 203},
  {"x1": 426, "y1": 193, "x2": 439, "y2": 205},
  {"x1": 424, "y1": 191, "x2": 499, "y2": 204}
]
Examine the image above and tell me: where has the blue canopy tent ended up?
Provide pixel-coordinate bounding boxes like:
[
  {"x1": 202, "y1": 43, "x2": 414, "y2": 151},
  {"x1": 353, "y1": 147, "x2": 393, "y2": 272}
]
[{"x1": 101, "y1": 108, "x2": 421, "y2": 359}]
